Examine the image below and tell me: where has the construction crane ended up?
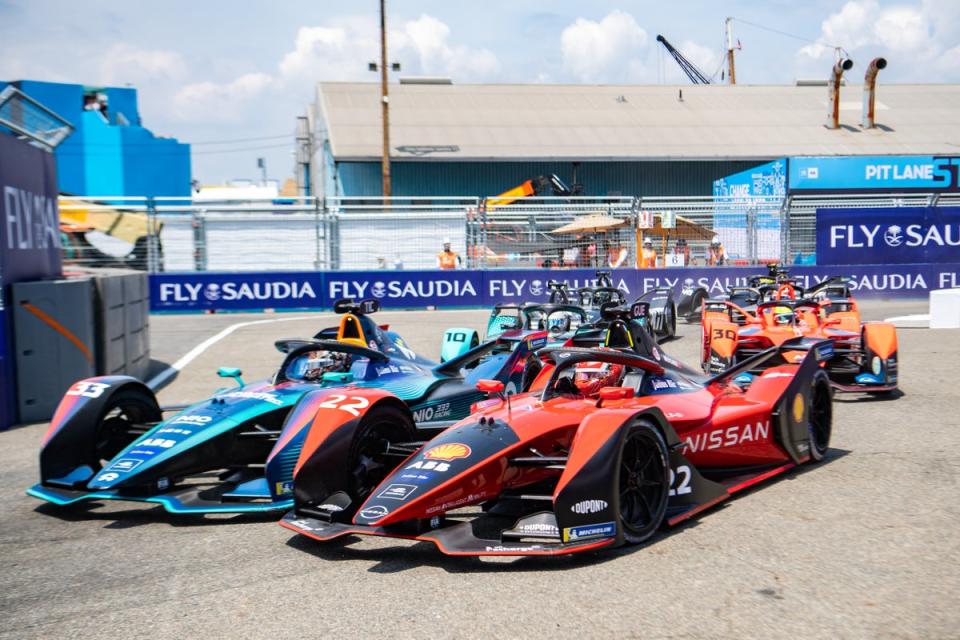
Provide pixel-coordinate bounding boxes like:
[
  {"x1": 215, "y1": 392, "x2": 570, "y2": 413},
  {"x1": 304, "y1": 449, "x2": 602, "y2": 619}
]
[{"x1": 656, "y1": 34, "x2": 710, "y2": 85}]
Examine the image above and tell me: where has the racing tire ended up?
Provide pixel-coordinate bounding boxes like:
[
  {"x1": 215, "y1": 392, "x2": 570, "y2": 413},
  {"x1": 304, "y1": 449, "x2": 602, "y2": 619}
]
[
  {"x1": 666, "y1": 303, "x2": 677, "y2": 339},
  {"x1": 519, "y1": 357, "x2": 543, "y2": 393},
  {"x1": 346, "y1": 405, "x2": 416, "y2": 508},
  {"x1": 684, "y1": 290, "x2": 706, "y2": 323},
  {"x1": 617, "y1": 420, "x2": 670, "y2": 544},
  {"x1": 807, "y1": 371, "x2": 833, "y2": 462},
  {"x1": 94, "y1": 388, "x2": 161, "y2": 466}
]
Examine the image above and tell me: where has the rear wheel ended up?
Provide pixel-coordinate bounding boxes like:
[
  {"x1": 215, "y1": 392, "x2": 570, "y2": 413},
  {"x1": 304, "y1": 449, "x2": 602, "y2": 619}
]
[
  {"x1": 665, "y1": 303, "x2": 677, "y2": 339},
  {"x1": 94, "y1": 388, "x2": 161, "y2": 466},
  {"x1": 618, "y1": 421, "x2": 669, "y2": 544},
  {"x1": 347, "y1": 405, "x2": 415, "y2": 507},
  {"x1": 685, "y1": 290, "x2": 706, "y2": 323},
  {"x1": 807, "y1": 371, "x2": 832, "y2": 462}
]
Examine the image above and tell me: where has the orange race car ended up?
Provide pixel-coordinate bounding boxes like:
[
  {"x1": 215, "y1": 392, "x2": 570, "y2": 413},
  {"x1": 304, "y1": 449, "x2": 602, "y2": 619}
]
[{"x1": 701, "y1": 281, "x2": 898, "y2": 394}]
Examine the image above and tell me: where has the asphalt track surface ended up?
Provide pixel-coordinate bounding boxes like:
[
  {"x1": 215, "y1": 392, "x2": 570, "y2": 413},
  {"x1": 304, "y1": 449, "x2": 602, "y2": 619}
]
[{"x1": 1, "y1": 302, "x2": 957, "y2": 639}]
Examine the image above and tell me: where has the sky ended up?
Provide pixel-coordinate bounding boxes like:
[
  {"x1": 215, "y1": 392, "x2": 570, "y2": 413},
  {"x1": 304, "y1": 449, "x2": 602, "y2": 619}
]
[{"x1": 1, "y1": 0, "x2": 958, "y2": 184}]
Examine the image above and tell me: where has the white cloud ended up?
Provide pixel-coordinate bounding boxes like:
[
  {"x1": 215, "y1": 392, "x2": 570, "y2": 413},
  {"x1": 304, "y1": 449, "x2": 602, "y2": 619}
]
[
  {"x1": 172, "y1": 73, "x2": 273, "y2": 123},
  {"x1": 561, "y1": 11, "x2": 649, "y2": 83},
  {"x1": 99, "y1": 44, "x2": 187, "y2": 85},
  {"x1": 678, "y1": 40, "x2": 721, "y2": 79},
  {"x1": 797, "y1": 0, "x2": 959, "y2": 80},
  {"x1": 399, "y1": 15, "x2": 500, "y2": 79},
  {"x1": 278, "y1": 14, "x2": 500, "y2": 85}
]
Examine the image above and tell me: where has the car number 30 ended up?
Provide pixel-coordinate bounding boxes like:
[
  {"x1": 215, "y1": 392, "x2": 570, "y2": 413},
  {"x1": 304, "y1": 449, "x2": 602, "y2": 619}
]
[
  {"x1": 318, "y1": 394, "x2": 370, "y2": 417},
  {"x1": 668, "y1": 465, "x2": 692, "y2": 496}
]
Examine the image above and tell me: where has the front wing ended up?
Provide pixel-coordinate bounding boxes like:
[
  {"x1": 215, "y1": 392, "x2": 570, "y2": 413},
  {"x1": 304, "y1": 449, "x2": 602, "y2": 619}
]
[
  {"x1": 28, "y1": 481, "x2": 293, "y2": 515},
  {"x1": 280, "y1": 511, "x2": 615, "y2": 556}
]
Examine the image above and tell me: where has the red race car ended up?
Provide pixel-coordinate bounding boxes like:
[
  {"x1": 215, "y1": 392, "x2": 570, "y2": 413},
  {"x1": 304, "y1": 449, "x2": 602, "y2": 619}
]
[
  {"x1": 280, "y1": 311, "x2": 834, "y2": 557},
  {"x1": 701, "y1": 280, "x2": 898, "y2": 394}
]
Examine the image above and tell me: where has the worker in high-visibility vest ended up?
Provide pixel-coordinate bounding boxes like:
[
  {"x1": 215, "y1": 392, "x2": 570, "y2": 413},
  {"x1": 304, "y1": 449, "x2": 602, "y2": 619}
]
[
  {"x1": 436, "y1": 237, "x2": 462, "y2": 269},
  {"x1": 708, "y1": 237, "x2": 729, "y2": 266},
  {"x1": 639, "y1": 237, "x2": 658, "y2": 269}
]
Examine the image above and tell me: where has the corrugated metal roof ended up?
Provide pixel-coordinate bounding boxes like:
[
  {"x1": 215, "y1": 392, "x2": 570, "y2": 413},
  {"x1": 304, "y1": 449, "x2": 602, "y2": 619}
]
[{"x1": 316, "y1": 82, "x2": 960, "y2": 161}]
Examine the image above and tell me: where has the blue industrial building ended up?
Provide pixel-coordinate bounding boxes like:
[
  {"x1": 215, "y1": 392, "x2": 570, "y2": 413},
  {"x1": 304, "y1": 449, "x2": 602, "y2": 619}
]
[{"x1": 1, "y1": 80, "x2": 190, "y2": 197}]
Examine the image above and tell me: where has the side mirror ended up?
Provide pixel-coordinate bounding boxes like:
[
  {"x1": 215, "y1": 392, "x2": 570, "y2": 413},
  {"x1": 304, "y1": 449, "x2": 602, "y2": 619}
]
[
  {"x1": 598, "y1": 386, "x2": 634, "y2": 401},
  {"x1": 825, "y1": 317, "x2": 843, "y2": 326},
  {"x1": 217, "y1": 367, "x2": 244, "y2": 386},
  {"x1": 596, "y1": 386, "x2": 634, "y2": 407},
  {"x1": 476, "y1": 379, "x2": 505, "y2": 395},
  {"x1": 321, "y1": 372, "x2": 354, "y2": 384}
]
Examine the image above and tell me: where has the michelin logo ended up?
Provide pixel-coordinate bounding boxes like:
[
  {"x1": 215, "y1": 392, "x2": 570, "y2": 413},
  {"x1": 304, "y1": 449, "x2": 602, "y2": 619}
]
[{"x1": 562, "y1": 521, "x2": 616, "y2": 542}]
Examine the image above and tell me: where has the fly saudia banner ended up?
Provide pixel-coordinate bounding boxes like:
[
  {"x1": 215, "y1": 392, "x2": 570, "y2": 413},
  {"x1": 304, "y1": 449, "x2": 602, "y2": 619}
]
[
  {"x1": 816, "y1": 207, "x2": 960, "y2": 265},
  {"x1": 150, "y1": 264, "x2": 960, "y2": 312}
]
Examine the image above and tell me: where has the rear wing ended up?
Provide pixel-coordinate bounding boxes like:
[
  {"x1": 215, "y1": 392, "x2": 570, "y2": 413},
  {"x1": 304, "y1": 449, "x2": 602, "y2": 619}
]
[{"x1": 706, "y1": 337, "x2": 834, "y2": 386}]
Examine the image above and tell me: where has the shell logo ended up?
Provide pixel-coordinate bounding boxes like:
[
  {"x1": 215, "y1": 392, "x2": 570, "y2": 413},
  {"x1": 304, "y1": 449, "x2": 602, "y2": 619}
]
[
  {"x1": 792, "y1": 393, "x2": 805, "y2": 423},
  {"x1": 423, "y1": 443, "x2": 472, "y2": 461}
]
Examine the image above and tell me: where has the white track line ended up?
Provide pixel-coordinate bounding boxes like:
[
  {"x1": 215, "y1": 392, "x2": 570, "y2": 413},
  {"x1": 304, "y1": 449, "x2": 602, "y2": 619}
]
[{"x1": 146, "y1": 315, "x2": 321, "y2": 390}]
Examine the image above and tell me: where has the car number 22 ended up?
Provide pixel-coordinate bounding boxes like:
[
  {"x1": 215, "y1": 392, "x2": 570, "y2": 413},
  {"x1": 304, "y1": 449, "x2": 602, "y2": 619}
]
[
  {"x1": 317, "y1": 394, "x2": 370, "y2": 417},
  {"x1": 668, "y1": 465, "x2": 692, "y2": 496}
]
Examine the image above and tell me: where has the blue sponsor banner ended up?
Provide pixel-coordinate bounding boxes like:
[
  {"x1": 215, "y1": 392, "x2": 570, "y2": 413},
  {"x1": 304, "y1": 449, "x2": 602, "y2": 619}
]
[
  {"x1": 483, "y1": 268, "x2": 638, "y2": 304},
  {"x1": 816, "y1": 207, "x2": 960, "y2": 265},
  {"x1": 149, "y1": 263, "x2": 960, "y2": 313},
  {"x1": 325, "y1": 270, "x2": 485, "y2": 308},
  {"x1": 790, "y1": 155, "x2": 960, "y2": 193},
  {"x1": 150, "y1": 272, "x2": 324, "y2": 312}
]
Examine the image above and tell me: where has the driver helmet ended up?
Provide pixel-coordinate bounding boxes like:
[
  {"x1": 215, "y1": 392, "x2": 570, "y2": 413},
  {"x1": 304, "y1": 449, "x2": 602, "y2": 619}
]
[
  {"x1": 772, "y1": 307, "x2": 795, "y2": 326},
  {"x1": 303, "y1": 351, "x2": 351, "y2": 380},
  {"x1": 573, "y1": 359, "x2": 625, "y2": 397}
]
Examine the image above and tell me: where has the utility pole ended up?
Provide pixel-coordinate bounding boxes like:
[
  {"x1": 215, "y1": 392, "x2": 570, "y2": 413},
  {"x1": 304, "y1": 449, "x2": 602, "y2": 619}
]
[
  {"x1": 379, "y1": 0, "x2": 391, "y2": 197},
  {"x1": 725, "y1": 17, "x2": 737, "y2": 85}
]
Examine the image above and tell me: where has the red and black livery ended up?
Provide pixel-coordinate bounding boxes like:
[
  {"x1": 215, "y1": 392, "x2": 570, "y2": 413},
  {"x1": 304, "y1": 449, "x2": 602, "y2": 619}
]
[{"x1": 281, "y1": 309, "x2": 834, "y2": 557}]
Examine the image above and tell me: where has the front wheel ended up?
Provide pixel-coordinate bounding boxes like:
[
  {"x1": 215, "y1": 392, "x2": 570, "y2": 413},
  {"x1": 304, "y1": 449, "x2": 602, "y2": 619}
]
[
  {"x1": 618, "y1": 421, "x2": 669, "y2": 544},
  {"x1": 94, "y1": 388, "x2": 161, "y2": 466},
  {"x1": 347, "y1": 405, "x2": 415, "y2": 508},
  {"x1": 807, "y1": 371, "x2": 833, "y2": 462}
]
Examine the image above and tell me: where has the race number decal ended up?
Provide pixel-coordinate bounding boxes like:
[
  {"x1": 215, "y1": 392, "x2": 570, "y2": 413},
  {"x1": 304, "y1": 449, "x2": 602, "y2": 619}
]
[
  {"x1": 66, "y1": 381, "x2": 110, "y2": 399},
  {"x1": 668, "y1": 465, "x2": 692, "y2": 496},
  {"x1": 317, "y1": 394, "x2": 371, "y2": 417},
  {"x1": 712, "y1": 328, "x2": 737, "y2": 341}
]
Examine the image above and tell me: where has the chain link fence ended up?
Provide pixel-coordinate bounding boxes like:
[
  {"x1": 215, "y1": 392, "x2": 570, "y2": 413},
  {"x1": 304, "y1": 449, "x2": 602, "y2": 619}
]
[{"x1": 57, "y1": 193, "x2": 959, "y2": 273}]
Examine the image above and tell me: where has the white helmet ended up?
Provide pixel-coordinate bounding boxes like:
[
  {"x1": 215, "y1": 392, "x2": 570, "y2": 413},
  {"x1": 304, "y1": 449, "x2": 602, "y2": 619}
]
[
  {"x1": 710, "y1": 237, "x2": 721, "y2": 247},
  {"x1": 643, "y1": 238, "x2": 653, "y2": 247}
]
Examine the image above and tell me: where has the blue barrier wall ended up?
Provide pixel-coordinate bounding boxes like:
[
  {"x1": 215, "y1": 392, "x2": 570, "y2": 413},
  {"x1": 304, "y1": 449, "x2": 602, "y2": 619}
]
[{"x1": 150, "y1": 264, "x2": 960, "y2": 313}]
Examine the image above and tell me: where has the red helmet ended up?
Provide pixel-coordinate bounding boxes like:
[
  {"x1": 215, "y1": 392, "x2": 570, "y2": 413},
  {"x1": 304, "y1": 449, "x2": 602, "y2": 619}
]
[{"x1": 573, "y1": 358, "x2": 625, "y2": 397}]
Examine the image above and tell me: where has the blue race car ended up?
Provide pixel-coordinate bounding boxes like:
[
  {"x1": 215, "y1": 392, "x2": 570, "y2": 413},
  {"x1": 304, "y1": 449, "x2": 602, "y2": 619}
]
[{"x1": 28, "y1": 299, "x2": 546, "y2": 515}]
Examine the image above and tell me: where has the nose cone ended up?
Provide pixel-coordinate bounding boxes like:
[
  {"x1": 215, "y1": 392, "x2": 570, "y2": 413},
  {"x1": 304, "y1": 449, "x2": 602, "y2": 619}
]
[{"x1": 352, "y1": 424, "x2": 520, "y2": 526}]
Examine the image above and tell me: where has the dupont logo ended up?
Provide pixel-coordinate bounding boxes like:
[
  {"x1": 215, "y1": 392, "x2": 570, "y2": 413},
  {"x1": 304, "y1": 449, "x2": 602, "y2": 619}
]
[{"x1": 570, "y1": 499, "x2": 608, "y2": 515}]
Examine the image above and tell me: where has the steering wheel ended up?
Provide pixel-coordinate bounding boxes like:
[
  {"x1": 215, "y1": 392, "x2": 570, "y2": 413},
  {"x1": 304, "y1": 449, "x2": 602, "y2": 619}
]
[{"x1": 775, "y1": 284, "x2": 796, "y2": 301}]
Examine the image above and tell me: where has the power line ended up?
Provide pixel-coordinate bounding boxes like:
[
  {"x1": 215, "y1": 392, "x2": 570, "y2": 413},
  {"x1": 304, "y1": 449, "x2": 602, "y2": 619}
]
[
  {"x1": 731, "y1": 17, "x2": 841, "y2": 50},
  {"x1": 191, "y1": 133, "x2": 292, "y2": 145}
]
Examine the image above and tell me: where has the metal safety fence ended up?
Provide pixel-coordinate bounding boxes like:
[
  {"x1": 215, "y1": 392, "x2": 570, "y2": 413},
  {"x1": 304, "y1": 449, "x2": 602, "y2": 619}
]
[{"x1": 56, "y1": 193, "x2": 959, "y2": 273}]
